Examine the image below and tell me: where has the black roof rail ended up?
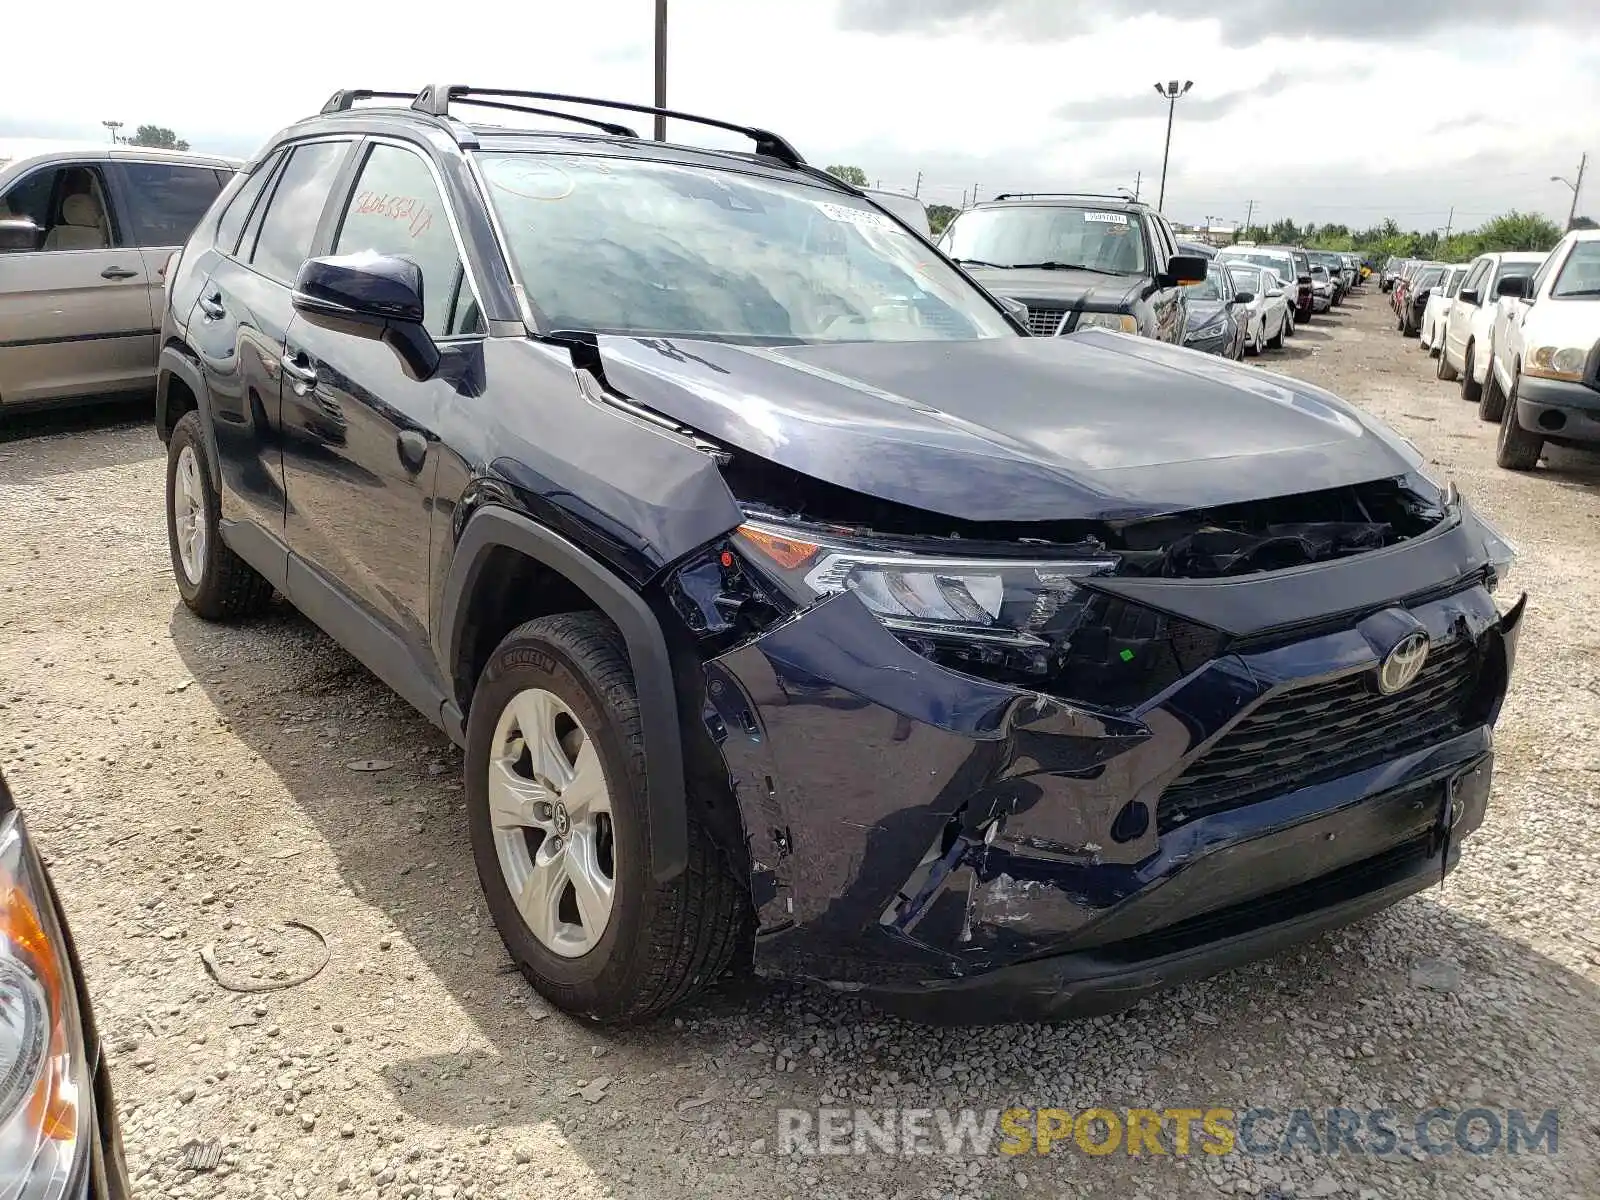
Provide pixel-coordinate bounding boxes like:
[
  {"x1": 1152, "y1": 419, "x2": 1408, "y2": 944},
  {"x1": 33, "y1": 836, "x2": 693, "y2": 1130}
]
[
  {"x1": 446, "y1": 97, "x2": 638, "y2": 138},
  {"x1": 321, "y1": 89, "x2": 419, "y2": 114},
  {"x1": 992, "y1": 190, "x2": 1140, "y2": 203},
  {"x1": 412, "y1": 85, "x2": 807, "y2": 168}
]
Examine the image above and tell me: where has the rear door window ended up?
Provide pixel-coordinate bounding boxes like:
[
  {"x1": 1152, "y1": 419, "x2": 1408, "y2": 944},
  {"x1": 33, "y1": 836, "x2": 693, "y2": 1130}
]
[
  {"x1": 116, "y1": 162, "x2": 226, "y2": 247},
  {"x1": 247, "y1": 140, "x2": 351, "y2": 283},
  {"x1": 215, "y1": 151, "x2": 285, "y2": 256}
]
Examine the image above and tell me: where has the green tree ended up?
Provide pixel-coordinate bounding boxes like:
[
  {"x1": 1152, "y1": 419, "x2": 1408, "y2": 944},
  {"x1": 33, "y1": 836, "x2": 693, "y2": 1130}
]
[
  {"x1": 129, "y1": 124, "x2": 189, "y2": 151},
  {"x1": 1463, "y1": 211, "x2": 1561, "y2": 253},
  {"x1": 825, "y1": 164, "x2": 869, "y2": 188},
  {"x1": 926, "y1": 203, "x2": 959, "y2": 237}
]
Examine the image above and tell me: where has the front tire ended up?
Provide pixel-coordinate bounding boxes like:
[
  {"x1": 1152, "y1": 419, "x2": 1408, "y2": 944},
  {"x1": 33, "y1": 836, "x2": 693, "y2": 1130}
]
[
  {"x1": 1479, "y1": 361, "x2": 1509, "y2": 422},
  {"x1": 166, "y1": 412, "x2": 274, "y2": 620},
  {"x1": 1495, "y1": 376, "x2": 1543, "y2": 470},
  {"x1": 465, "y1": 612, "x2": 745, "y2": 1025}
]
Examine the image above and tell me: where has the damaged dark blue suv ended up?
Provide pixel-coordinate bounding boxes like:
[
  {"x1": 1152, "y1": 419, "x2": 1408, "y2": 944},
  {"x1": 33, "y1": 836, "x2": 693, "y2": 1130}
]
[{"x1": 155, "y1": 86, "x2": 1525, "y2": 1025}]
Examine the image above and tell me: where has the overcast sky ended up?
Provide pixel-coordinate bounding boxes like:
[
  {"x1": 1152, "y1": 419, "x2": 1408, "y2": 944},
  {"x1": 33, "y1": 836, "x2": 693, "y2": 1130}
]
[{"x1": 4, "y1": 0, "x2": 1596, "y2": 230}]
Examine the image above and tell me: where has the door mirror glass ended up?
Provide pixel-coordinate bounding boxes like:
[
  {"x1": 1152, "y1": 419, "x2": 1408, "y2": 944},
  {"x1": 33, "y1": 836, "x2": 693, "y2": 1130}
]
[
  {"x1": 293, "y1": 252, "x2": 440, "y2": 380},
  {"x1": 1493, "y1": 274, "x2": 1528, "y2": 299},
  {"x1": 1165, "y1": 253, "x2": 1208, "y2": 285},
  {"x1": 1458, "y1": 288, "x2": 1480, "y2": 306},
  {"x1": 0, "y1": 216, "x2": 42, "y2": 253},
  {"x1": 1231, "y1": 290, "x2": 1255, "y2": 306}
]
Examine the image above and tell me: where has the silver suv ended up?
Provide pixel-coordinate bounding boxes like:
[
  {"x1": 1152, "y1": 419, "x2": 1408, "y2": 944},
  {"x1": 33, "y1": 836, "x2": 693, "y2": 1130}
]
[{"x1": 0, "y1": 139, "x2": 238, "y2": 412}]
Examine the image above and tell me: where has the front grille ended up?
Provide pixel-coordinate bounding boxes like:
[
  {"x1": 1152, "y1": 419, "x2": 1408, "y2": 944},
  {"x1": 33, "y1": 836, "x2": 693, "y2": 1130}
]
[
  {"x1": 1025, "y1": 305, "x2": 1068, "y2": 336},
  {"x1": 1157, "y1": 637, "x2": 1480, "y2": 830}
]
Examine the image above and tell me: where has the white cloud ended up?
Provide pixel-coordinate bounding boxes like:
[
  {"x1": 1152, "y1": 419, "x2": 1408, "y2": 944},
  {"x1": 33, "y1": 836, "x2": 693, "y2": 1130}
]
[{"x1": 2, "y1": 0, "x2": 1595, "y2": 229}]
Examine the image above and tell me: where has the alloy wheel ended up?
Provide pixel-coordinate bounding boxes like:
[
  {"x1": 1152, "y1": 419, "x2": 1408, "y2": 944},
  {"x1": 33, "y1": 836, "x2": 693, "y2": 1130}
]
[
  {"x1": 173, "y1": 445, "x2": 207, "y2": 584},
  {"x1": 487, "y1": 688, "x2": 616, "y2": 958}
]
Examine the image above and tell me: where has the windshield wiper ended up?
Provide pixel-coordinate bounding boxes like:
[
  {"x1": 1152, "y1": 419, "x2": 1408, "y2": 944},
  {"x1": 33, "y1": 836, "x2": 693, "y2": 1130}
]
[
  {"x1": 952, "y1": 257, "x2": 1009, "y2": 269},
  {"x1": 1555, "y1": 287, "x2": 1600, "y2": 298},
  {"x1": 1007, "y1": 261, "x2": 1123, "y2": 275}
]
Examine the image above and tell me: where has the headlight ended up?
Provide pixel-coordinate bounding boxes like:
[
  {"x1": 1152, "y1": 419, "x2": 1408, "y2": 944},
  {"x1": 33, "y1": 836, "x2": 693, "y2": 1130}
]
[
  {"x1": 733, "y1": 520, "x2": 1116, "y2": 650},
  {"x1": 0, "y1": 812, "x2": 90, "y2": 1200},
  {"x1": 1188, "y1": 317, "x2": 1227, "y2": 339},
  {"x1": 1074, "y1": 311, "x2": 1138, "y2": 334},
  {"x1": 1525, "y1": 344, "x2": 1588, "y2": 382}
]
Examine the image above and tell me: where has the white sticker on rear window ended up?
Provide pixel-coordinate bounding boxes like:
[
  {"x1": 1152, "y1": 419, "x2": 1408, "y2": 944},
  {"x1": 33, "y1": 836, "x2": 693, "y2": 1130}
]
[
  {"x1": 819, "y1": 202, "x2": 895, "y2": 231},
  {"x1": 1084, "y1": 211, "x2": 1129, "y2": 225}
]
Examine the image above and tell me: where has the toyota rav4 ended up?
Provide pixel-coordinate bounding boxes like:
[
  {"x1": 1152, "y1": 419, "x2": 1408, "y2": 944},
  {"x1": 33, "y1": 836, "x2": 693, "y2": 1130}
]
[{"x1": 155, "y1": 86, "x2": 1525, "y2": 1025}]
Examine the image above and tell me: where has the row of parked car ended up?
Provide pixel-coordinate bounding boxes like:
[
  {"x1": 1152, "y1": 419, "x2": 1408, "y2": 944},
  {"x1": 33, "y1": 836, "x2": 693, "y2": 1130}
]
[{"x1": 1385, "y1": 239, "x2": 1600, "y2": 469}]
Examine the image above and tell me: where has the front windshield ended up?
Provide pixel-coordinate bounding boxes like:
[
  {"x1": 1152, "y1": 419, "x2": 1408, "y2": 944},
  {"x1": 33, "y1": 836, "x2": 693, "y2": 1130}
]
[
  {"x1": 1552, "y1": 241, "x2": 1600, "y2": 297},
  {"x1": 940, "y1": 205, "x2": 1147, "y2": 274},
  {"x1": 476, "y1": 153, "x2": 1014, "y2": 344},
  {"x1": 1414, "y1": 267, "x2": 1445, "y2": 290}
]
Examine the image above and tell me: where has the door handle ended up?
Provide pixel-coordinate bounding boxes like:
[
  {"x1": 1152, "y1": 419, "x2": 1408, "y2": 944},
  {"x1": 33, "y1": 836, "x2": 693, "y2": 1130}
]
[
  {"x1": 197, "y1": 292, "x2": 225, "y2": 321},
  {"x1": 279, "y1": 354, "x2": 319, "y2": 395},
  {"x1": 396, "y1": 430, "x2": 429, "y2": 474},
  {"x1": 100, "y1": 265, "x2": 138, "y2": 280}
]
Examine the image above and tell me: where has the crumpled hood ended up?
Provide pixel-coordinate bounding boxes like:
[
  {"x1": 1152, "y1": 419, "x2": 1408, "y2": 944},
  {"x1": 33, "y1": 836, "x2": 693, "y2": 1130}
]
[
  {"x1": 591, "y1": 331, "x2": 1421, "y2": 523},
  {"x1": 962, "y1": 267, "x2": 1143, "y2": 312}
]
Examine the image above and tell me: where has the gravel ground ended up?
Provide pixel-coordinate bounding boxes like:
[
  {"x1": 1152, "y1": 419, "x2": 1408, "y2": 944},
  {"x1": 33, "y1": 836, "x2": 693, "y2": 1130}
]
[{"x1": 2, "y1": 291, "x2": 1598, "y2": 1200}]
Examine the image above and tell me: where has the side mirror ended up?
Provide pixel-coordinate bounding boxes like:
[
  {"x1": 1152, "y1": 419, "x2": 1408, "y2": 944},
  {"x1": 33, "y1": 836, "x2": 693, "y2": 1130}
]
[
  {"x1": 1231, "y1": 290, "x2": 1256, "y2": 306},
  {"x1": 292, "y1": 252, "x2": 439, "y2": 380},
  {"x1": 0, "y1": 216, "x2": 42, "y2": 253},
  {"x1": 1267, "y1": 288, "x2": 1285, "y2": 298},
  {"x1": 1165, "y1": 254, "x2": 1209, "y2": 285},
  {"x1": 1494, "y1": 275, "x2": 1527, "y2": 299},
  {"x1": 1458, "y1": 287, "x2": 1480, "y2": 306}
]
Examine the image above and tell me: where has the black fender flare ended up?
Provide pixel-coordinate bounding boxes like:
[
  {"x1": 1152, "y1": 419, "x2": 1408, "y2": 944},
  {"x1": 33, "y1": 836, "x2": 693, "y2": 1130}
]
[
  {"x1": 438, "y1": 506, "x2": 688, "y2": 883},
  {"x1": 156, "y1": 343, "x2": 227, "y2": 496}
]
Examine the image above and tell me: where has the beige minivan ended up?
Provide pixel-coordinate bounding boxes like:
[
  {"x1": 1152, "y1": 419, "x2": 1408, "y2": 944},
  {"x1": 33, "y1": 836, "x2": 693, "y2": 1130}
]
[{"x1": 0, "y1": 139, "x2": 239, "y2": 412}]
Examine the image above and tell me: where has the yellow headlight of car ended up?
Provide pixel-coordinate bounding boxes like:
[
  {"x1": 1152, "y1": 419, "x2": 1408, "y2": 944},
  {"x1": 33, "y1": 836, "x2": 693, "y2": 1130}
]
[
  {"x1": 1074, "y1": 312, "x2": 1139, "y2": 334},
  {"x1": 1525, "y1": 345, "x2": 1588, "y2": 381}
]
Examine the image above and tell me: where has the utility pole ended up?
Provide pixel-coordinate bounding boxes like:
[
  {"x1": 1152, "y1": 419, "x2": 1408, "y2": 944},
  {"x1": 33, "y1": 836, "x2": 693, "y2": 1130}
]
[
  {"x1": 913, "y1": 170, "x2": 922, "y2": 199},
  {"x1": 1442, "y1": 206, "x2": 1454, "y2": 245},
  {"x1": 653, "y1": 0, "x2": 667, "y2": 141},
  {"x1": 1152, "y1": 80, "x2": 1193, "y2": 211},
  {"x1": 1133, "y1": 171, "x2": 1141, "y2": 201},
  {"x1": 1243, "y1": 199, "x2": 1255, "y2": 235},
  {"x1": 973, "y1": 182, "x2": 980, "y2": 205},
  {"x1": 101, "y1": 119, "x2": 123, "y2": 144},
  {"x1": 1552, "y1": 153, "x2": 1587, "y2": 229}
]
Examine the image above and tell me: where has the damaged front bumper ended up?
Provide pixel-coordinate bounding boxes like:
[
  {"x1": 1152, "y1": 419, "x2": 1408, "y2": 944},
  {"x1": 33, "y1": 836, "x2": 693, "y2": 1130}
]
[{"x1": 698, "y1": 521, "x2": 1524, "y2": 1023}]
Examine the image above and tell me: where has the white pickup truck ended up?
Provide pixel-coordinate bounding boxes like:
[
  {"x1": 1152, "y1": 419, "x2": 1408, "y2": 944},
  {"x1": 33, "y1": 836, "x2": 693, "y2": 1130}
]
[{"x1": 1480, "y1": 229, "x2": 1600, "y2": 469}]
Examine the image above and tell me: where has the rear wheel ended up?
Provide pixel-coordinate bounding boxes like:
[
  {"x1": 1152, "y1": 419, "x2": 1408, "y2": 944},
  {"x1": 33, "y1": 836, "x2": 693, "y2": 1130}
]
[
  {"x1": 1267, "y1": 312, "x2": 1285, "y2": 350},
  {"x1": 1495, "y1": 375, "x2": 1543, "y2": 470},
  {"x1": 1460, "y1": 341, "x2": 1482, "y2": 402},
  {"x1": 1479, "y1": 360, "x2": 1509, "y2": 422},
  {"x1": 465, "y1": 612, "x2": 746, "y2": 1024},
  {"x1": 166, "y1": 412, "x2": 274, "y2": 621},
  {"x1": 1436, "y1": 339, "x2": 1458, "y2": 381}
]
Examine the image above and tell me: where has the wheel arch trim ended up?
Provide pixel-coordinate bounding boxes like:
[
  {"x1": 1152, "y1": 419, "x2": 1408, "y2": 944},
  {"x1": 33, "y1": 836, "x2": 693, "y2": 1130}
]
[{"x1": 438, "y1": 506, "x2": 688, "y2": 882}]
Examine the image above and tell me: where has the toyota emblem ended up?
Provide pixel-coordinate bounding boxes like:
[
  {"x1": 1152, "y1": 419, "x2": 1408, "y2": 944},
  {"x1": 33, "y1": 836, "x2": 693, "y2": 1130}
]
[{"x1": 1377, "y1": 631, "x2": 1430, "y2": 694}]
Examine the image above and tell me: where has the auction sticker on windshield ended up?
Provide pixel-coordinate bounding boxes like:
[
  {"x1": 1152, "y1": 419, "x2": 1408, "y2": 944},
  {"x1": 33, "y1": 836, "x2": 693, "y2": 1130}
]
[{"x1": 1085, "y1": 212, "x2": 1129, "y2": 224}]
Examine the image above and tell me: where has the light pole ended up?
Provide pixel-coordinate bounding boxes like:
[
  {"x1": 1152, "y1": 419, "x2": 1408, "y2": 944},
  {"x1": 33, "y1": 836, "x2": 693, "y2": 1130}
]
[
  {"x1": 101, "y1": 120, "x2": 123, "y2": 144},
  {"x1": 653, "y1": 0, "x2": 667, "y2": 141},
  {"x1": 1552, "y1": 153, "x2": 1587, "y2": 229},
  {"x1": 1152, "y1": 80, "x2": 1192, "y2": 211}
]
